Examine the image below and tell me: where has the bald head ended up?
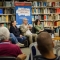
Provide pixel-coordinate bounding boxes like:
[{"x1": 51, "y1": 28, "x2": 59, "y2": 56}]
[{"x1": 37, "y1": 32, "x2": 53, "y2": 55}]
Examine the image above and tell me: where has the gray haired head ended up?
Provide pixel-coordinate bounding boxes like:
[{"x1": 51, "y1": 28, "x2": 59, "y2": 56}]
[
  {"x1": 23, "y1": 18, "x2": 28, "y2": 21},
  {"x1": 0, "y1": 27, "x2": 10, "y2": 41}
]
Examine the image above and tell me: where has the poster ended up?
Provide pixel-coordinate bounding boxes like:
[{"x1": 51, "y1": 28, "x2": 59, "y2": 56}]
[{"x1": 15, "y1": 2, "x2": 32, "y2": 27}]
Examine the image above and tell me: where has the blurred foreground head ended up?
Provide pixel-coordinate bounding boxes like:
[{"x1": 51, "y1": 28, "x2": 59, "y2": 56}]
[
  {"x1": 37, "y1": 32, "x2": 54, "y2": 55},
  {"x1": 0, "y1": 27, "x2": 10, "y2": 41}
]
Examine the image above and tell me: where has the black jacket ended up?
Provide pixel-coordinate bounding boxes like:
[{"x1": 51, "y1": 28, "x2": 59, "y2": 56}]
[{"x1": 10, "y1": 26, "x2": 20, "y2": 37}]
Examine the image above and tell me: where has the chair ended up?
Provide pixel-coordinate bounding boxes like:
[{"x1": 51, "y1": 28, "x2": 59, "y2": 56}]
[
  {"x1": 0, "y1": 56, "x2": 16, "y2": 60},
  {"x1": 33, "y1": 55, "x2": 41, "y2": 60},
  {"x1": 29, "y1": 42, "x2": 40, "y2": 60},
  {"x1": 55, "y1": 45, "x2": 60, "y2": 56}
]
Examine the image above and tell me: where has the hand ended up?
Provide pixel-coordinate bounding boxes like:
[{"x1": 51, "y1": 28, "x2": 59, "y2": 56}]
[
  {"x1": 27, "y1": 25, "x2": 29, "y2": 28},
  {"x1": 20, "y1": 35, "x2": 22, "y2": 38},
  {"x1": 17, "y1": 54, "x2": 27, "y2": 60},
  {"x1": 39, "y1": 30, "x2": 43, "y2": 32}
]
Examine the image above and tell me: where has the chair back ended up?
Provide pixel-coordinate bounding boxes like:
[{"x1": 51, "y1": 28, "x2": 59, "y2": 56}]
[
  {"x1": 0, "y1": 56, "x2": 16, "y2": 60},
  {"x1": 33, "y1": 55, "x2": 41, "y2": 60},
  {"x1": 29, "y1": 42, "x2": 40, "y2": 60}
]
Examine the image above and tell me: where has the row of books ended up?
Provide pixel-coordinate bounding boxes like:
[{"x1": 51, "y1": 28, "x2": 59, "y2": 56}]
[
  {"x1": 32, "y1": 1, "x2": 60, "y2": 7},
  {"x1": 4, "y1": 8, "x2": 15, "y2": 14},
  {"x1": 0, "y1": 8, "x2": 15, "y2": 14},
  {"x1": 32, "y1": 8, "x2": 60, "y2": 14},
  {"x1": 0, "y1": 15, "x2": 15, "y2": 22},
  {"x1": 0, "y1": 1, "x2": 14, "y2": 7},
  {"x1": 32, "y1": 15, "x2": 60, "y2": 21},
  {"x1": 54, "y1": 21, "x2": 60, "y2": 26},
  {"x1": 44, "y1": 14, "x2": 60, "y2": 20},
  {"x1": 34, "y1": 21, "x2": 60, "y2": 28}
]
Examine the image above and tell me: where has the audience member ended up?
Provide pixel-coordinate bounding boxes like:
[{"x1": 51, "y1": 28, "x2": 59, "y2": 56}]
[
  {"x1": 0, "y1": 23, "x2": 24, "y2": 47},
  {"x1": 37, "y1": 32, "x2": 60, "y2": 60},
  {"x1": 10, "y1": 20, "x2": 26, "y2": 43},
  {"x1": 0, "y1": 27, "x2": 26, "y2": 60},
  {"x1": 35, "y1": 19, "x2": 44, "y2": 34},
  {"x1": 20, "y1": 18, "x2": 37, "y2": 44}
]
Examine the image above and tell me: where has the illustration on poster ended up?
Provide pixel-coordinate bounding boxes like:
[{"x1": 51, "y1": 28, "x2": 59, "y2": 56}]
[{"x1": 16, "y1": 8, "x2": 30, "y2": 16}]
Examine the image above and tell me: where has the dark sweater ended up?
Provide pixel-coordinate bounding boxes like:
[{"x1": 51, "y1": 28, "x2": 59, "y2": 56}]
[
  {"x1": 33, "y1": 55, "x2": 60, "y2": 60},
  {"x1": 10, "y1": 26, "x2": 20, "y2": 37}
]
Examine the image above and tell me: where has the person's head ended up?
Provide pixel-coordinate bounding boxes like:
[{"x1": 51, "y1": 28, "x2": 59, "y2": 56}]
[
  {"x1": 11, "y1": 20, "x2": 16, "y2": 26},
  {"x1": 0, "y1": 27, "x2": 10, "y2": 42},
  {"x1": 37, "y1": 32, "x2": 54, "y2": 55},
  {"x1": 0, "y1": 23, "x2": 4, "y2": 27},
  {"x1": 23, "y1": 18, "x2": 28, "y2": 25},
  {"x1": 35, "y1": 19, "x2": 40, "y2": 25}
]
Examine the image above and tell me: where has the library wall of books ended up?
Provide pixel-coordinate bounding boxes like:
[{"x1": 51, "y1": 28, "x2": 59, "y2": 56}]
[{"x1": 0, "y1": 0, "x2": 60, "y2": 33}]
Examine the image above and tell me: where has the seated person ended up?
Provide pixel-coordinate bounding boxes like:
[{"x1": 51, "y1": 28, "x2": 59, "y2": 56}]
[
  {"x1": 0, "y1": 23, "x2": 24, "y2": 47},
  {"x1": 34, "y1": 19, "x2": 44, "y2": 34},
  {"x1": 0, "y1": 27, "x2": 26, "y2": 60},
  {"x1": 36, "y1": 32, "x2": 60, "y2": 60},
  {"x1": 20, "y1": 18, "x2": 37, "y2": 44},
  {"x1": 10, "y1": 20, "x2": 26, "y2": 43}
]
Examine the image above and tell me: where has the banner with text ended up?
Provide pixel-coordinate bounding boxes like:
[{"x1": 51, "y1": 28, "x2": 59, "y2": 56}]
[{"x1": 15, "y1": 2, "x2": 32, "y2": 26}]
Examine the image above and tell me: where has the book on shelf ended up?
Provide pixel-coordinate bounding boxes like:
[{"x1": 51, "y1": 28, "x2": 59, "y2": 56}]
[
  {"x1": 0, "y1": 9, "x2": 3, "y2": 14},
  {"x1": 2, "y1": 16, "x2": 6, "y2": 22},
  {"x1": 44, "y1": 15, "x2": 46, "y2": 20},
  {"x1": 4, "y1": 8, "x2": 15, "y2": 14},
  {"x1": 38, "y1": 15, "x2": 41, "y2": 20},
  {"x1": 32, "y1": 2, "x2": 60, "y2": 7},
  {"x1": 6, "y1": 15, "x2": 8, "y2": 22},
  {"x1": 55, "y1": 14, "x2": 60, "y2": 20},
  {"x1": 2, "y1": 15, "x2": 9, "y2": 22},
  {"x1": 35, "y1": 15, "x2": 37, "y2": 20},
  {"x1": 57, "y1": 21, "x2": 60, "y2": 26},
  {"x1": 41, "y1": 22, "x2": 44, "y2": 27},
  {"x1": 32, "y1": 1, "x2": 37, "y2": 7},
  {"x1": 44, "y1": 22, "x2": 53, "y2": 27},
  {"x1": 54, "y1": 21, "x2": 57, "y2": 26},
  {"x1": 4, "y1": 1, "x2": 11, "y2": 7},
  {"x1": 52, "y1": 2, "x2": 55, "y2": 7},
  {"x1": 0, "y1": 16, "x2": 2, "y2": 22},
  {"x1": 54, "y1": 21, "x2": 60, "y2": 26},
  {"x1": 54, "y1": 28, "x2": 59, "y2": 33},
  {"x1": 32, "y1": 15, "x2": 34, "y2": 21},
  {"x1": 43, "y1": 2, "x2": 47, "y2": 7},
  {"x1": 41, "y1": 15, "x2": 44, "y2": 20},
  {"x1": 44, "y1": 8, "x2": 47, "y2": 14},
  {"x1": 56, "y1": 8, "x2": 60, "y2": 13},
  {"x1": 3, "y1": 1, "x2": 14, "y2": 7},
  {"x1": 11, "y1": 15, "x2": 15, "y2": 20},
  {"x1": 55, "y1": 2, "x2": 59, "y2": 7},
  {"x1": 0, "y1": 1, "x2": 3, "y2": 6}
]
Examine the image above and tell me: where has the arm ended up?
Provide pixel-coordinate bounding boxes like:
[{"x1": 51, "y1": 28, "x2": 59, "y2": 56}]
[
  {"x1": 17, "y1": 54, "x2": 26, "y2": 60},
  {"x1": 20, "y1": 25, "x2": 28, "y2": 33},
  {"x1": 16, "y1": 46, "x2": 27, "y2": 60},
  {"x1": 35, "y1": 25, "x2": 41, "y2": 31}
]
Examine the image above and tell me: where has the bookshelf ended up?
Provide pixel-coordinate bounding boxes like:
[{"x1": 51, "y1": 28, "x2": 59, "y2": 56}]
[
  {"x1": 32, "y1": 1, "x2": 60, "y2": 29},
  {"x1": 0, "y1": 0, "x2": 16, "y2": 28}
]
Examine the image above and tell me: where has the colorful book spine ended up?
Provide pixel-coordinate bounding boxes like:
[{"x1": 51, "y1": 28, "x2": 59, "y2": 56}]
[
  {"x1": 43, "y1": 2, "x2": 47, "y2": 6},
  {"x1": 32, "y1": 15, "x2": 35, "y2": 21}
]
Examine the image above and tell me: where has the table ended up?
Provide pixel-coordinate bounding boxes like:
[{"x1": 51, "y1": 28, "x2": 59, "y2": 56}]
[
  {"x1": 52, "y1": 37, "x2": 60, "y2": 47},
  {"x1": 52, "y1": 37, "x2": 60, "y2": 40}
]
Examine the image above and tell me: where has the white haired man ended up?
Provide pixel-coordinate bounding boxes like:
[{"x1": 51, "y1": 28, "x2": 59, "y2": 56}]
[
  {"x1": 0, "y1": 27, "x2": 26, "y2": 60},
  {"x1": 20, "y1": 18, "x2": 37, "y2": 44}
]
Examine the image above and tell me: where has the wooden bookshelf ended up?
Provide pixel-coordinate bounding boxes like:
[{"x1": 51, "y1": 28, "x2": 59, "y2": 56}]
[
  {"x1": 0, "y1": 0, "x2": 15, "y2": 28},
  {"x1": 32, "y1": 1, "x2": 60, "y2": 29}
]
